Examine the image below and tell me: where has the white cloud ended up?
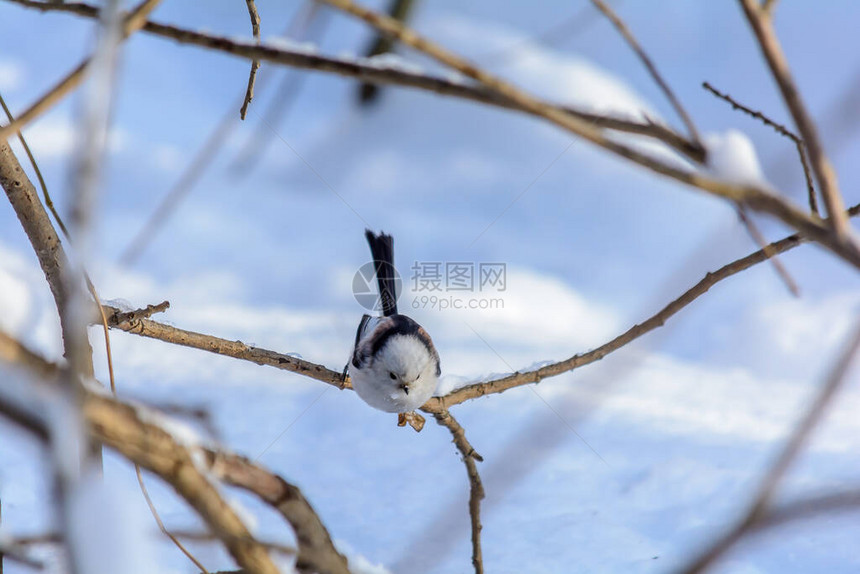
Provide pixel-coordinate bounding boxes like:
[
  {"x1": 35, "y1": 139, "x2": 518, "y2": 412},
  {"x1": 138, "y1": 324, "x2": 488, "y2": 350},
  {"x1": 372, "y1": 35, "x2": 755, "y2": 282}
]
[
  {"x1": 23, "y1": 117, "x2": 129, "y2": 158},
  {"x1": 151, "y1": 143, "x2": 184, "y2": 172},
  {"x1": 0, "y1": 58, "x2": 22, "y2": 91},
  {"x1": 427, "y1": 14, "x2": 655, "y2": 118}
]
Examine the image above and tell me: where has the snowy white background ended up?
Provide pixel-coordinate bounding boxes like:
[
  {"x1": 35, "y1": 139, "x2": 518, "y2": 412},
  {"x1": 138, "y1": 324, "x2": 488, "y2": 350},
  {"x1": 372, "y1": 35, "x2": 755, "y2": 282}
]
[{"x1": 1, "y1": 0, "x2": 860, "y2": 572}]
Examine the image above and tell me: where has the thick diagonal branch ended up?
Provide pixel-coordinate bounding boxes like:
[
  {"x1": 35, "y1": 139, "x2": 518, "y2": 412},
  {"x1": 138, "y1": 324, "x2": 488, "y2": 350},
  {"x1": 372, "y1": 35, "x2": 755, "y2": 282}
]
[
  {"x1": 85, "y1": 395, "x2": 279, "y2": 574},
  {"x1": 205, "y1": 451, "x2": 350, "y2": 574}
]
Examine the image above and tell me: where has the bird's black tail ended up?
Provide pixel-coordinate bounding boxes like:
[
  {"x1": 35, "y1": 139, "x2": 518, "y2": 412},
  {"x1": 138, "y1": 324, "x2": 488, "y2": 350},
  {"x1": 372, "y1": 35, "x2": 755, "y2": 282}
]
[{"x1": 365, "y1": 229, "x2": 398, "y2": 316}]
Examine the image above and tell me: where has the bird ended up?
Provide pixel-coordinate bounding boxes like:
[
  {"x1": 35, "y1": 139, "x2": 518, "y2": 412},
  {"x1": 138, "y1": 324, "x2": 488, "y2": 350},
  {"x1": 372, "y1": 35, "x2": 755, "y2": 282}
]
[{"x1": 348, "y1": 230, "x2": 440, "y2": 430}]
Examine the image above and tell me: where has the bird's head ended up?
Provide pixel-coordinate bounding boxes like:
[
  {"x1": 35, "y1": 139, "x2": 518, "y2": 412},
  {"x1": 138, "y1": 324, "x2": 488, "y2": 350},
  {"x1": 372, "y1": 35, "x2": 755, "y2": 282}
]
[{"x1": 375, "y1": 333, "x2": 439, "y2": 396}]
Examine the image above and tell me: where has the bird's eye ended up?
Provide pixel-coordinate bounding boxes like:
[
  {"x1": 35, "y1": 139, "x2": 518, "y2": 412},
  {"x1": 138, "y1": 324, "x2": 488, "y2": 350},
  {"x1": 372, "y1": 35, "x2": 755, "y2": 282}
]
[{"x1": 389, "y1": 372, "x2": 397, "y2": 380}]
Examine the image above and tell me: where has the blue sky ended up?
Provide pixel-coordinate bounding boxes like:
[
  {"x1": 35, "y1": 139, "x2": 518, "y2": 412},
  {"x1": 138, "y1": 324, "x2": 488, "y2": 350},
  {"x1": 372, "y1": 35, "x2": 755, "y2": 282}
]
[{"x1": 1, "y1": 1, "x2": 860, "y2": 572}]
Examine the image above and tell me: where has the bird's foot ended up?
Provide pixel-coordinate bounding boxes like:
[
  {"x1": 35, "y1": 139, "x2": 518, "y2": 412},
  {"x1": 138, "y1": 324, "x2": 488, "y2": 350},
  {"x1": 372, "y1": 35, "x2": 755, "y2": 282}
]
[{"x1": 397, "y1": 411, "x2": 425, "y2": 433}]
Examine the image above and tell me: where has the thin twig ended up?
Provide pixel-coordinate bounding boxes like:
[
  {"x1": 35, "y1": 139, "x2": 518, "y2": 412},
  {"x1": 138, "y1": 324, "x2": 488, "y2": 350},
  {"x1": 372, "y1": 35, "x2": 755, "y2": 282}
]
[
  {"x1": 135, "y1": 465, "x2": 210, "y2": 573},
  {"x1": 589, "y1": 0, "x2": 702, "y2": 144},
  {"x1": 431, "y1": 409, "x2": 485, "y2": 574},
  {"x1": 230, "y1": 1, "x2": 327, "y2": 174},
  {"x1": 676, "y1": 320, "x2": 860, "y2": 574},
  {"x1": 735, "y1": 206, "x2": 799, "y2": 296},
  {"x1": 0, "y1": 0, "x2": 163, "y2": 143},
  {"x1": 738, "y1": 0, "x2": 849, "y2": 236},
  {"x1": 240, "y1": 0, "x2": 261, "y2": 120},
  {"x1": 107, "y1": 300, "x2": 170, "y2": 324},
  {"x1": 702, "y1": 81, "x2": 818, "y2": 214}
]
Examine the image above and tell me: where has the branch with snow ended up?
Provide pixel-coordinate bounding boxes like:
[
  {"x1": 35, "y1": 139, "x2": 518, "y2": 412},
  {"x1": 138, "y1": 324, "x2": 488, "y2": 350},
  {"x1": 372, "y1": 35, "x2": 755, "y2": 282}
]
[
  {"x1": 3, "y1": 0, "x2": 704, "y2": 164},
  {"x1": 95, "y1": 202, "x2": 860, "y2": 412},
  {"x1": 0, "y1": 331, "x2": 349, "y2": 574}
]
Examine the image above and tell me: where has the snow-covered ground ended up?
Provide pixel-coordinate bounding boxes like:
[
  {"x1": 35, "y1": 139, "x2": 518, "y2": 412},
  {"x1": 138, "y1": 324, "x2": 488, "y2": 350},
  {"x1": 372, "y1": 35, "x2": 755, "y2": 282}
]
[{"x1": 1, "y1": 1, "x2": 860, "y2": 572}]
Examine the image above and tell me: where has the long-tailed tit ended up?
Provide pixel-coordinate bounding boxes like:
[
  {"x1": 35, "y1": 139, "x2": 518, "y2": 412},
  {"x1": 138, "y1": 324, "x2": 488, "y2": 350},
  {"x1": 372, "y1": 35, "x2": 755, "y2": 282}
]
[{"x1": 348, "y1": 230, "x2": 440, "y2": 430}]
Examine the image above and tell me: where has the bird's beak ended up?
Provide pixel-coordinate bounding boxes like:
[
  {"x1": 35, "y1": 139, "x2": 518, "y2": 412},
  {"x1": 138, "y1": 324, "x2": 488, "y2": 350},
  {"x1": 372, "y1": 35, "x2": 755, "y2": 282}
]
[{"x1": 400, "y1": 384, "x2": 409, "y2": 395}]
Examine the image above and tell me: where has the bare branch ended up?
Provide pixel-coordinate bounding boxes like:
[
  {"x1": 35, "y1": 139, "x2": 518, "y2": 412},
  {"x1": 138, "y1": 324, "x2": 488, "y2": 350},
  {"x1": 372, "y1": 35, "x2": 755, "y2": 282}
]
[
  {"x1": 430, "y1": 409, "x2": 485, "y2": 574},
  {"x1": 735, "y1": 206, "x2": 799, "y2": 296},
  {"x1": 738, "y1": 0, "x2": 849, "y2": 236},
  {"x1": 135, "y1": 465, "x2": 211, "y2": 573},
  {"x1": 104, "y1": 304, "x2": 347, "y2": 387},
  {"x1": 205, "y1": 451, "x2": 351, "y2": 574},
  {"x1": 0, "y1": 142, "x2": 94, "y2": 375},
  {"x1": 589, "y1": 0, "x2": 702, "y2": 143},
  {"x1": 168, "y1": 529, "x2": 297, "y2": 557},
  {"x1": 676, "y1": 320, "x2": 860, "y2": 574},
  {"x1": 0, "y1": 538, "x2": 42, "y2": 571},
  {"x1": 108, "y1": 300, "x2": 170, "y2": 323},
  {"x1": 240, "y1": 0, "x2": 261, "y2": 120},
  {"x1": 702, "y1": 81, "x2": 818, "y2": 214}
]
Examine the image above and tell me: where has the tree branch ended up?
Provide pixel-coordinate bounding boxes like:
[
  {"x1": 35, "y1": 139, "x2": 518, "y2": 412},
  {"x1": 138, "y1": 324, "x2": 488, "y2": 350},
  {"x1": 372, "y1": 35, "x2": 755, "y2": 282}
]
[
  {"x1": 204, "y1": 451, "x2": 351, "y2": 574},
  {"x1": 430, "y1": 409, "x2": 485, "y2": 574},
  {"x1": 99, "y1": 205, "x2": 860, "y2": 414},
  {"x1": 86, "y1": 394, "x2": 280, "y2": 574},
  {"x1": 0, "y1": 142, "x2": 94, "y2": 375},
  {"x1": 103, "y1": 304, "x2": 347, "y2": 387},
  {"x1": 738, "y1": 0, "x2": 849, "y2": 236},
  {"x1": 702, "y1": 81, "x2": 818, "y2": 215},
  {"x1": 3, "y1": 0, "x2": 704, "y2": 164},
  {"x1": 589, "y1": 0, "x2": 702, "y2": 144},
  {"x1": 239, "y1": 0, "x2": 261, "y2": 120},
  {"x1": 0, "y1": 331, "x2": 300, "y2": 574}
]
